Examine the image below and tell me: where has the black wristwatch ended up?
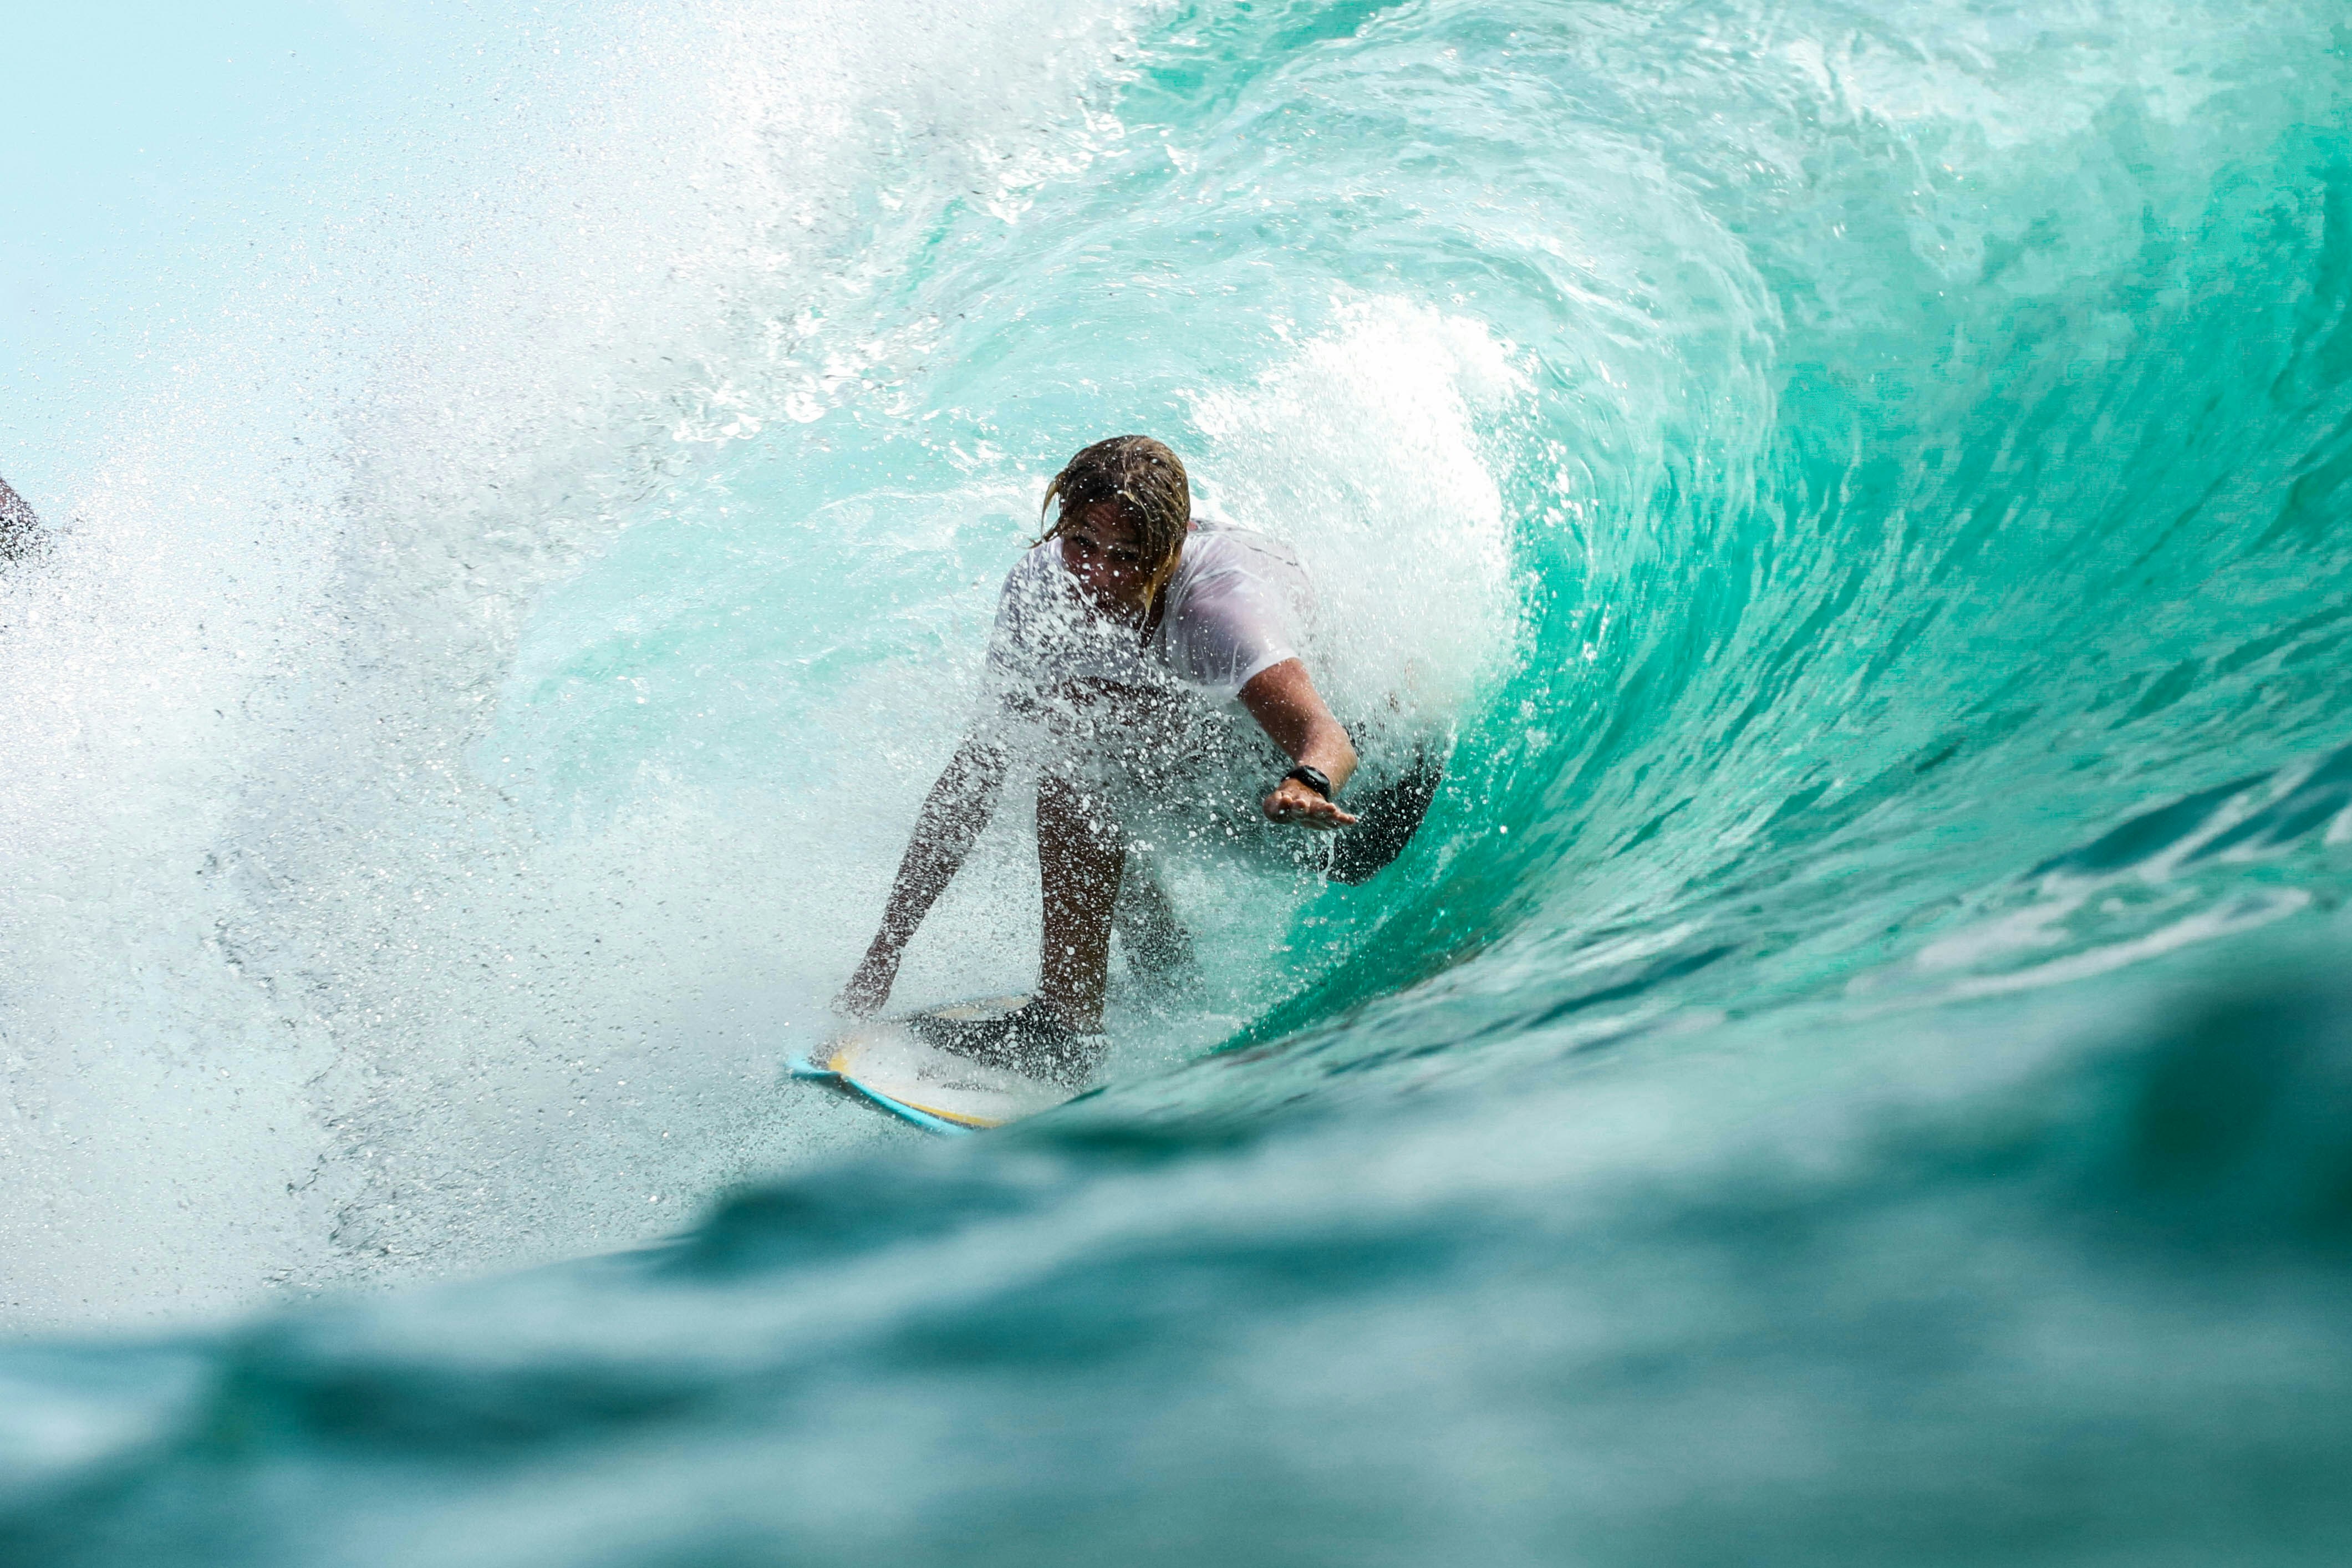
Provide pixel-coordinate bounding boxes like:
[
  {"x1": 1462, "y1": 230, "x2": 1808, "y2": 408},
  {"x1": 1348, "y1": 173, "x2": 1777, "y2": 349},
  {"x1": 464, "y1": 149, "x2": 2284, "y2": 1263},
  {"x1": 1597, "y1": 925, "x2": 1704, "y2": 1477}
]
[{"x1": 1284, "y1": 765, "x2": 1333, "y2": 800}]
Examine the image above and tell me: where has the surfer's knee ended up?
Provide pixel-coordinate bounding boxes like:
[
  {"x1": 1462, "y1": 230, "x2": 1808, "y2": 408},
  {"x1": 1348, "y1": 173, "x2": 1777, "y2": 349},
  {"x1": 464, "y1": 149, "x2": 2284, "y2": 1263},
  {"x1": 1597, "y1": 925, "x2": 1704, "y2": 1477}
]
[{"x1": 1037, "y1": 768, "x2": 1124, "y2": 851}]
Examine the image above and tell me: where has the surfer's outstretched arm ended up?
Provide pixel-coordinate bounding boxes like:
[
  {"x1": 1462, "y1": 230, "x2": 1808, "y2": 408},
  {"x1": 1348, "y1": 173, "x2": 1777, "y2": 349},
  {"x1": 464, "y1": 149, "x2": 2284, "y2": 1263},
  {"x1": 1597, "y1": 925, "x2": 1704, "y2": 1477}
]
[
  {"x1": 1240, "y1": 658, "x2": 1360, "y2": 829},
  {"x1": 838, "y1": 736, "x2": 1010, "y2": 1015}
]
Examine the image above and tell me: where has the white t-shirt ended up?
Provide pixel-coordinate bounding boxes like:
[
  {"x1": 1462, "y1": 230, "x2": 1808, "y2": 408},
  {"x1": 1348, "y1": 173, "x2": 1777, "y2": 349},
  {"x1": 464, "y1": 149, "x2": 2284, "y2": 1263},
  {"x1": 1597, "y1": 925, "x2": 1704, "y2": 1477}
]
[{"x1": 985, "y1": 511, "x2": 1316, "y2": 707}]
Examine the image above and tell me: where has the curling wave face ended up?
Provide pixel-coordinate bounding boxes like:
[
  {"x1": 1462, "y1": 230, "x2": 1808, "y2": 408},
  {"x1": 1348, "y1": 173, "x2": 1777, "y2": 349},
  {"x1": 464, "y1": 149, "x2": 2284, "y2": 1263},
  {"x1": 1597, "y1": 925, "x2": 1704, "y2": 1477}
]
[{"x1": 4, "y1": 0, "x2": 2352, "y2": 1560}]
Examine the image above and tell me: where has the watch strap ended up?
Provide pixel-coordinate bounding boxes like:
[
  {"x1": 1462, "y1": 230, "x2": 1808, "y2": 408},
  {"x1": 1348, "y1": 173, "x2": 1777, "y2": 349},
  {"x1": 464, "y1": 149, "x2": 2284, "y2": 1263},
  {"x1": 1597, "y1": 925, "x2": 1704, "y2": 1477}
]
[{"x1": 1284, "y1": 765, "x2": 1333, "y2": 799}]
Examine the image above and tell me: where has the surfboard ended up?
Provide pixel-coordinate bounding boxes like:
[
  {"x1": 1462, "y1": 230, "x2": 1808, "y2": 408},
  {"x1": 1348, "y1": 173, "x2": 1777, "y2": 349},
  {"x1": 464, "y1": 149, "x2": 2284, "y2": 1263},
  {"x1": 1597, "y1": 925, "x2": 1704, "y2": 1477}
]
[{"x1": 791, "y1": 995, "x2": 1084, "y2": 1134}]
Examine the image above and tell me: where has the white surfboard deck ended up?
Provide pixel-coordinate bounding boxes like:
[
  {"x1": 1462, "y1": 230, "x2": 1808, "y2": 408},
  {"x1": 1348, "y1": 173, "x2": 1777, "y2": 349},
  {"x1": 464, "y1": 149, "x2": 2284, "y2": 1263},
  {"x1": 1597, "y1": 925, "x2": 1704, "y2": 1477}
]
[{"x1": 791, "y1": 995, "x2": 1080, "y2": 1134}]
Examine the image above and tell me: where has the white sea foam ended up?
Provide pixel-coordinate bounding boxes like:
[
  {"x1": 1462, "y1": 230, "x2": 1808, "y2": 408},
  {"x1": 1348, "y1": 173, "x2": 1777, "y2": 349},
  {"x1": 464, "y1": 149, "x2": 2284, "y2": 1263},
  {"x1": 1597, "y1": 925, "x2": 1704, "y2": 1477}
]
[
  {"x1": 1, "y1": 0, "x2": 1163, "y2": 1332},
  {"x1": 1188, "y1": 296, "x2": 1527, "y2": 735}
]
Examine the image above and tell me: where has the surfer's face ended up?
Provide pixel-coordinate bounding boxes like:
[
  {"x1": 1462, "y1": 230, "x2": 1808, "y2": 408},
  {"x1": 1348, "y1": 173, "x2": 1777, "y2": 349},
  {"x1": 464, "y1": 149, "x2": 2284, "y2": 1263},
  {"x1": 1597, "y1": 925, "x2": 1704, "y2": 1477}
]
[{"x1": 1060, "y1": 502, "x2": 1155, "y2": 613}]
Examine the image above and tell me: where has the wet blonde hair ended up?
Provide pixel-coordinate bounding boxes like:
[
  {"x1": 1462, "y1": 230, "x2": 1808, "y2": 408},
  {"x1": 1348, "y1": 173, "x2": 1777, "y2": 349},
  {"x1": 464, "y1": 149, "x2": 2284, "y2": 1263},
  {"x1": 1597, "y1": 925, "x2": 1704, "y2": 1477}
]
[{"x1": 1040, "y1": 435, "x2": 1192, "y2": 605}]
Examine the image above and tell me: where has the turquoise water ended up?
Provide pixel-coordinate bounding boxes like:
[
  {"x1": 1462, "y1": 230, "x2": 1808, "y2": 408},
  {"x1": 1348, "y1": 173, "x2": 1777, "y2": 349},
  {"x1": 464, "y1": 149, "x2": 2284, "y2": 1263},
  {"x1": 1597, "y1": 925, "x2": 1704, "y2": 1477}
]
[{"x1": 5, "y1": 0, "x2": 2352, "y2": 1560}]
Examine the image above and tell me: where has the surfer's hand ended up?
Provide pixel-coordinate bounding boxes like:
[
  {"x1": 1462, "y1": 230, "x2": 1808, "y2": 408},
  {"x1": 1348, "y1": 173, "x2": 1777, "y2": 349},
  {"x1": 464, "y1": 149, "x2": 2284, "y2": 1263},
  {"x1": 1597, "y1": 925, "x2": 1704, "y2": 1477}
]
[
  {"x1": 837, "y1": 945, "x2": 899, "y2": 1017},
  {"x1": 1262, "y1": 777, "x2": 1357, "y2": 831}
]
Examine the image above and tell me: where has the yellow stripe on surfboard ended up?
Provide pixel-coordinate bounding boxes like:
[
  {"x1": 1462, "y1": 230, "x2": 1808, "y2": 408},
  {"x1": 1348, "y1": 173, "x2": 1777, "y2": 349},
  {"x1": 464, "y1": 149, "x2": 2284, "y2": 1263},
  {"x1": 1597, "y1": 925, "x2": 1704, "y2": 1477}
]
[{"x1": 824, "y1": 1045, "x2": 1015, "y2": 1129}]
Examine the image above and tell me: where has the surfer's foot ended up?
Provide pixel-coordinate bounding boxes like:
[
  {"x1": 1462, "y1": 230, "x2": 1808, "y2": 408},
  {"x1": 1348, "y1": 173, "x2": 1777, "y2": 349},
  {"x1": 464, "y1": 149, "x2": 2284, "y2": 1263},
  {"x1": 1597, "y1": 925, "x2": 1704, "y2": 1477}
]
[{"x1": 916, "y1": 1001, "x2": 1105, "y2": 1090}]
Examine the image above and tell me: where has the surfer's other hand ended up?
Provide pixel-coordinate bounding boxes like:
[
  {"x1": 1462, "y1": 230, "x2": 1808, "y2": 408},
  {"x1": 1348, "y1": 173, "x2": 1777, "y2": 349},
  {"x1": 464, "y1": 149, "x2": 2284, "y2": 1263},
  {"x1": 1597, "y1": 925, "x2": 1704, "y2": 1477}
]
[
  {"x1": 837, "y1": 945, "x2": 899, "y2": 1016},
  {"x1": 1262, "y1": 777, "x2": 1357, "y2": 831}
]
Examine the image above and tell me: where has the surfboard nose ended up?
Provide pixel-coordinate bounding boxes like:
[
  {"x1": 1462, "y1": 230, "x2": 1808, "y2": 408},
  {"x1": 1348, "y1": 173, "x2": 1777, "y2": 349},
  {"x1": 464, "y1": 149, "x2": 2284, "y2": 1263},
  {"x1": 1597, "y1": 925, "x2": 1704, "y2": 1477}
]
[{"x1": 797, "y1": 996, "x2": 1084, "y2": 1133}]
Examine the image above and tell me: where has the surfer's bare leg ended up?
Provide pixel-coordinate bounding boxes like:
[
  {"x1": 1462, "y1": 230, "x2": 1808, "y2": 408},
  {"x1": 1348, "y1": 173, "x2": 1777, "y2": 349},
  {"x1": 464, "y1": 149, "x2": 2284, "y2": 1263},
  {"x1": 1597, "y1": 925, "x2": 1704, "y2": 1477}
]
[
  {"x1": 839, "y1": 737, "x2": 1009, "y2": 1016},
  {"x1": 1036, "y1": 770, "x2": 1124, "y2": 1031}
]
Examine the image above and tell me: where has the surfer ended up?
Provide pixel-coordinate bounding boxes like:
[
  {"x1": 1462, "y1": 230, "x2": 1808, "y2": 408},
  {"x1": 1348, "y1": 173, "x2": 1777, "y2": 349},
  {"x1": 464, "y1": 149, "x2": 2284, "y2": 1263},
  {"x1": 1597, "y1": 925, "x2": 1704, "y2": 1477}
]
[{"x1": 837, "y1": 435, "x2": 1438, "y2": 1083}]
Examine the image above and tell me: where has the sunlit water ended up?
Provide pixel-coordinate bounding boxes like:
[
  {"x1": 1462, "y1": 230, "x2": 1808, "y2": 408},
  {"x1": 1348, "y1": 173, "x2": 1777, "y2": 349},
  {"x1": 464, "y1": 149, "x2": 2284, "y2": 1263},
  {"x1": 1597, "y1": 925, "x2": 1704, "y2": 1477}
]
[{"x1": 4, "y1": 0, "x2": 2351, "y2": 1561}]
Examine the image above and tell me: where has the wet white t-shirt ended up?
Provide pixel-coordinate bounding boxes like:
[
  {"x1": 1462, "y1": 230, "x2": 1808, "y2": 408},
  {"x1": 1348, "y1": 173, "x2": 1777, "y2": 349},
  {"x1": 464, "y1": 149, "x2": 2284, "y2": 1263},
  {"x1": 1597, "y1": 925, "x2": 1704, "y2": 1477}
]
[{"x1": 985, "y1": 511, "x2": 1316, "y2": 707}]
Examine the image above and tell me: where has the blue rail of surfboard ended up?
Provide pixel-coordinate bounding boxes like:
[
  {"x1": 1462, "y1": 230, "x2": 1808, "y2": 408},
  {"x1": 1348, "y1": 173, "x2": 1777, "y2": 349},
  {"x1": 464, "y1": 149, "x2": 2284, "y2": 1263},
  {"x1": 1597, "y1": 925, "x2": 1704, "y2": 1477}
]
[{"x1": 788, "y1": 1060, "x2": 978, "y2": 1137}]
